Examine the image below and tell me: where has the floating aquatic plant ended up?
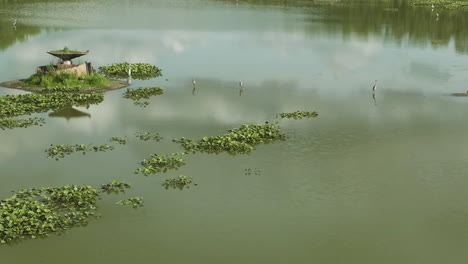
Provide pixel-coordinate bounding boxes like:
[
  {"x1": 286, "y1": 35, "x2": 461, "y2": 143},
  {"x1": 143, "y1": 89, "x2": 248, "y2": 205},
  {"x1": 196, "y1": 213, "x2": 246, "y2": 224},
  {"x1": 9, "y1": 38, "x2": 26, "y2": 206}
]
[
  {"x1": 46, "y1": 143, "x2": 115, "y2": 160},
  {"x1": 413, "y1": 0, "x2": 468, "y2": 9},
  {"x1": 135, "y1": 132, "x2": 162, "y2": 142},
  {"x1": 0, "y1": 185, "x2": 100, "y2": 245},
  {"x1": 98, "y1": 63, "x2": 162, "y2": 80},
  {"x1": 110, "y1": 136, "x2": 128, "y2": 145},
  {"x1": 278, "y1": 111, "x2": 318, "y2": 120},
  {"x1": 0, "y1": 92, "x2": 103, "y2": 119},
  {"x1": 25, "y1": 72, "x2": 108, "y2": 91},
  {"x1": 123, "y1": 87, "x2": 164, "y2": 107},
  {"x1": 244, "y1": 168, "x2": 262, "y2": 176},
  {"x1": 116, "y1": 197, "x2": 144, "y2": 208},
  {"x1": 162, "y1": 175, "x2": 193, "y2": 190},
  {"x1": 0, "y1": 117, "x2": 45, "y2": 130},
  {"x1": 173, "y1": 124, "x2": 286, "y2": 155},
  {"x1": 100, "y1": 181, "x2": 131, "y2": 195},
  {"x1": 134, "y1": 153, "x2": 186, "y2": 176}
]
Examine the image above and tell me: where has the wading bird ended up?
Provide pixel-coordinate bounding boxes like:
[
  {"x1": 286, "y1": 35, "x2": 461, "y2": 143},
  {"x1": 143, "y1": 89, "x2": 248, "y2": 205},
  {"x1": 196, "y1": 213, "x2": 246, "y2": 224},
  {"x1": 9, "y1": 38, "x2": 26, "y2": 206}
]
[
  {"x1": 239, "y1": 80, "x2": 243, "y2": 87},
  {"x1": 372, "y1": 80, "x2": 378, "y2": 93},
  {"x1": 12, "y1": 19, "x2": 16, "y2": 26},
  {"x1": 192, "y1": 78, "x2": 196, "y2": 86}
]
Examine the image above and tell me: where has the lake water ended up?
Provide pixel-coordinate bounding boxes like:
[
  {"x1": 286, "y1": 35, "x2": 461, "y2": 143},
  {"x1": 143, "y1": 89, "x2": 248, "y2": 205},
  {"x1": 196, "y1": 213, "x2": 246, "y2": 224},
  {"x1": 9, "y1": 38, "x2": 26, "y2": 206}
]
[{"x1": 1, "y1": 0, "x2": 468, "y2": 263}]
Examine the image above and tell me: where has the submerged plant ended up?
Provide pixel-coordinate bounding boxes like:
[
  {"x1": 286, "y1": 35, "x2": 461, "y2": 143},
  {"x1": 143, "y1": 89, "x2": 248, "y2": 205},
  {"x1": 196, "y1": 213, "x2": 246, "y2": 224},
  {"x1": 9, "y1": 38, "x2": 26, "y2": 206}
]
[
  {"x1": 162, "y1": 175, "x2": 193, "y2": 190},
  {"x1": 134, "y1": 153, "x2": 186, "y2": 176},
  {"x1": 101, "y1": 181, "x2": 132, "y2": 194},
  {"x1": 46, "y1": 143, "x2": 115, "y2": 160},
  {"x1": 98, "y1": 63, "x2": 162, "y2": 80},
  {"x1": 110, "y1": 136, "x2": 128, "y2": 145},
  {"x1": 116, "y1": 197, "x2": 144, "y2": 208},
  {"x1": 135, "y1": 132, "x2": 162, "y2": 142},
  {"x1": 278, "y1": 111, "x2": 318, "y2": 120},
  {"x1": 0, "y1": 185, "x2": 100, "y2": 245},
  {"x1": 173, "y1": 123, "x2": 286, "y2": 155},
  {"x1": 0, "y1": 117, "x2": 45, "y2": 130}
]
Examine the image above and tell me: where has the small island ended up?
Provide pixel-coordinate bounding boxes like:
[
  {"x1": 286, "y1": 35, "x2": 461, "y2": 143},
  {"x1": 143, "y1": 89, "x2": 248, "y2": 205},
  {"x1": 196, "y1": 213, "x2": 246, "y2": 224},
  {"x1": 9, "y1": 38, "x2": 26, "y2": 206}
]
[{"x1": 0, "y1": 47, "x2": 129, "y2": 93}]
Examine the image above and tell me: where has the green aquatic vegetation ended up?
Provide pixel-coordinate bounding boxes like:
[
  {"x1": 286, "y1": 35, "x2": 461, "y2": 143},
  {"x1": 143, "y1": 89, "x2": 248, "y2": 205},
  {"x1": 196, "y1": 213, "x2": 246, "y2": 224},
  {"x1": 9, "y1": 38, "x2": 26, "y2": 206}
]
[
  {"x1": 98, "y1": 63, "x2": 162, "y2": 80},
  {"x1": 116, "y1": 197, "x2": 144, "y2": 208},
  {"x1": 46, "y1": 143, "x2": 115, "y2": 160},
  {"x1": 134, "y1": 153, "x2": 186, "y2": 176},
  {"x1": 110, "y1": 136, "x2": 128, "y2": 145},
  {"x1": 413, "y1": 0, "x2": 468, "y2": 9},
  {"x1": 0, "y1": 185, "x2": 100, "y2": 245},
  {"x1": 0, "y1": 92, "x2": 104, "y2": 119},
  {"x1": 25, "y1": 72, "x2": 108, "y2": 91},
  {"x1": 135, "y1": 132, "x2": 163, "y2": 142},
  {"x1": 101, "y1": 181, "x2": 131, "y2": 195},
  {"x1": 278, "y1": 111, "x2": 318, "y2": 120},
  {"x1": 0, "y1": 117, "x2": 45, "y2": 130},
  {"x1": 123, "y1": 87, "x2": 164, "y2": 107},
  {"x1": 173, "y1": 124, "x2": 286, "y2": 155},
  {"x1": 162, "y1": 175, "x2": 193, "y2": 190}
]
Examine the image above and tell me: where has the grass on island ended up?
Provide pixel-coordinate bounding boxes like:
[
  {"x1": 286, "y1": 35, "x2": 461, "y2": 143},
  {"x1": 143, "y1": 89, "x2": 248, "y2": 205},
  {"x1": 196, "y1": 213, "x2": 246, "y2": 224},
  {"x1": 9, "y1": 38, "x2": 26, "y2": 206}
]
[{"x1": 49, "y1": 46, "x2": 86, "y2": 54}]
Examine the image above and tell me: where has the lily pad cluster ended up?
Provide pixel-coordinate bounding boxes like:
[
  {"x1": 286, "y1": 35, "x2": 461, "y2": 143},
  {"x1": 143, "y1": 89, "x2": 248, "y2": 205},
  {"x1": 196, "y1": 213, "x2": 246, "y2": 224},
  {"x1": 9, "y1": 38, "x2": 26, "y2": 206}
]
[
  {"x1": 0, "y1": 117, "x2": 45, "y2": 130},
  {"x1": 101, "y1": 181, "x2": 131, "y2": 194},
  {"x1": 162, "y1": 175, "x2": 193, "y2": 190},
  {"x1": 135, "y1": 132, "x2": 163, "y2": 142},
  {"x1": 46, "y1": 143, "x2": 115, "y2": 160},
  {"x1": 116, "y1": 197, "x2": 144, "y2": 208},
  {"x1": 123, "y1": 87, "x2": 164, "y2": 107},
  {"x1": 134, "y1": 153, "x2": 186, "y2": 176},
  {"x1": 98, "y1": 63, "x2": 162, "y2": 80},
  {"x1": 173, "y1": 124, "x2": 286, "y2": 155},
  {"x1": 0, "y1": 185, "x2": 100, "y2": 245},
  {"x1": 278, "y1": 111, "x2": 318, "y2": 120},
  {"x1": 0, "y1": 92, "x2": 103, "y2": 119}
]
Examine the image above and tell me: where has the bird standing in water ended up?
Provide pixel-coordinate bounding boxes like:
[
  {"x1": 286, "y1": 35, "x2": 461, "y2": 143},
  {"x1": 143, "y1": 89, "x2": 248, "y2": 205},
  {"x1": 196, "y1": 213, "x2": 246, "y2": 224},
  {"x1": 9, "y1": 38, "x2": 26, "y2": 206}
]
[
  {"x1": 192, "y1": 78, "x2": 196, "y2": 86},
  {"x1": 12, "y1": 19, "x2": 16, "y2": 26},
  {"x1": 372, "y1": 80, "x2": 378, "y2": 93}
]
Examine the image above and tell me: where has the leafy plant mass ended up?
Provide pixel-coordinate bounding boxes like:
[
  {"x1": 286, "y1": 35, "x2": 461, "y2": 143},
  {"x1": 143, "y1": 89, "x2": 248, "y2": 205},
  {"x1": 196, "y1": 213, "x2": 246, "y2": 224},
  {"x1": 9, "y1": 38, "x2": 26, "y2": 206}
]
[
  {"x1": 173, "y1": 124, "x2": 286, "y2": 155},
  {"x1": 135, "y1": 132, "x2": 163, "y2": 142},
  {"x1": 0, "y1": 92, "x2": 103, "y2": 119},
  {"x1": 0, "y1": 185, "x2": 100, "y2": 245},
  {"x1": 413, "y1": 0, "x2": 468, "y2": 9},
  {"x1": 162, "y1": 175, "x2": 193, "y2": 190},
  {"x1": 278, "y1": 111, "x2": 318, "y2": 120},
  {"x1": 101, "y1": 181, "x2": 132, "y2": 194},
  {"x1": 46, "y1": 143, "x2": 115, "y2": 160},
  {"x1": 25, "y1": 72, "x2": 109, "y2": 92},
  {"x1": 110, "y1": 136, "x2": 128, "y2": 145},
  {"x1": 49, "y1": 46, "x2": 84, "y2": 54},
  {"x1": 123, "y1": 87, "x2": 164, "y2": 107},
  {"x1": 134, "y1": 153, "x2": 186, "y2": 176},
  {"x1": 116, "y1": 197, "x2": 144, "y2": 208},
  {"x1": 0, "y1": 117, "x2": 45, "y2": 130},
  {"x1": 99, "y1": 63, "x2": 162, "y2": 80}
]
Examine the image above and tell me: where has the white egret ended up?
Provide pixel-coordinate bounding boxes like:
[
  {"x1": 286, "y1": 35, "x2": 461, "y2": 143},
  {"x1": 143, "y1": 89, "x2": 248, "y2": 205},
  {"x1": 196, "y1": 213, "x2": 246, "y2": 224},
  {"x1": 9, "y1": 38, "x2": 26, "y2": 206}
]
[
  {"x1": 12, "y1": 19, "x2": 16, "y2": 26},
  {"x1": 372, "y1": 80, "x2": 378, "y2": 93},
  {"x1": 192, "y1": 78, "x2": 196, "y2": 86}
]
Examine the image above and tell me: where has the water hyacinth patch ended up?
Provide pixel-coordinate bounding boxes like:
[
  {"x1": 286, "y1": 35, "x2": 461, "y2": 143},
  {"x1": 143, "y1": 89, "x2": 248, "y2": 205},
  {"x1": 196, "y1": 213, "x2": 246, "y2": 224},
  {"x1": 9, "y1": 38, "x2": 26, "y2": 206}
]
[
  {"x1": 98, "y1": 63, "x2": 162, "y2": 80},
  {"x1": 135, "y1": 132, "x2": 162, "y2": 142},
  {"x1": 0, "y1": 117, "x2": 45, "y2": 130},
  {"x1": 278, "y1": 111, "x2": 318, "y2": 119},
  {"x1": 0, "y1": 92, "x2": 104, "y2": 119},
  {"x1": 0, "y1": 185, "x2": 100, "y2": 245},
  {"x1": 116, "y1": 197, "x2": 144, "y2": 208},
  {"x1": 134, "y1": 153, "x2": 186, "y2": 176},
  {"x1": 162, "y1": 175, "x2": 193, "y2": 190},
  {"x1": 46, "y1": 143, "x2": 115, "y2": 160},
  {"x1": 110, "y1": 136, "x2": 128, "y2": 145},
  {"x1": 101, "y1": 181, "x2": 132, "y2": 195},
  {"x1": 173, "y1": 123, "x2": 286, "y2": 155},
  {"x1": 123, "y1": 87, "x2": 164, "y2": 107}
]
